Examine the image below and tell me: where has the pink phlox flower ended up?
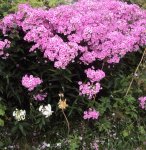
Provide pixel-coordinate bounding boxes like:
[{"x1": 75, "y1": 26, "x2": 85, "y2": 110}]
[
  {"x1": 85, "y1": 68, "x2": 105, "y2": 82},
  {"x1": 138, "y1": 96, "x2": 146, "y2": 110},
  {"x1": 22, "y1": 74, "x2": 43, "y2": 91},
  {"x1": 83, "y1": 108, "x2": 99, "y2": 120},
  {"x1": 33, "y1": 93, "x2": 47, "y2": 101},
  {"x1": 79, "y1": 81, "x2": 101, "y2": 99}
]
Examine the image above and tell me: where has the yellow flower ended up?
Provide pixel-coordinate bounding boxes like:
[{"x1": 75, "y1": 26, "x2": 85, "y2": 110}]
[{"x1": 58, "y1": 99, "x2": 68, "y2": 110}]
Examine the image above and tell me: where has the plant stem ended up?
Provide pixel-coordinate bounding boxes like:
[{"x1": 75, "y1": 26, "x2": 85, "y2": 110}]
[
  {"x1": 125, "y1": 48, "x2": 146, "y2": 96},
  {"x1": 62, "y1": 109, "x2": 70, "y2": 135}
]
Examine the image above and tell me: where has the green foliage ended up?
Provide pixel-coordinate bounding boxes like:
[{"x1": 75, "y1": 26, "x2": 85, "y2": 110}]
[
  {"x1": 0, "y1": 102, "x2": 6, "y2": 126},
  {"x1": 68, "y1": 134, "x2": 81, "y2": 150},
  {"x1": 0, "y1": 0, "x2": 66, "y2": 19},
  {"x1": 9, "y1": 0, "x2": 44, "y2": 11},
  {"x1": 44, "y1": 0, "x2": 66, "y2": 7},
  {"x1": 125, "y1": 0, "x2": 146, "y2": 9}
]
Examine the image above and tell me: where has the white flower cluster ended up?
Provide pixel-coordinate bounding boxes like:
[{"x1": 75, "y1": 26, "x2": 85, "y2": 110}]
[
  {"x1": 12, "y1": 104, "x2": 53, "y2": 121},
  {"x1": 13, "y1": 109, "x2": 26, "y2": 121},
  {"x1": 39, "y1": 104, "x2": 53, "y2": 118}
]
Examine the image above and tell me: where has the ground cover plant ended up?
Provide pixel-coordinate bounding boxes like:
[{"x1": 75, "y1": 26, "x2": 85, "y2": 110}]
[{"x1": 0, "y1": 0, "x2": 146, "y2": 149}]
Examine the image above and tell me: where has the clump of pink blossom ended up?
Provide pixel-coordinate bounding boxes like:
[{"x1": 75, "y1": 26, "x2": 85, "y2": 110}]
[
  {"x1": 22, "y1": 75, "x2": 43, "y2": 91},
  {"x1": 138, "y1": 96, "x2": 146, "y2": 110},
  {"x1": 91, "y1": 141, "x2": 99, "y2": 150},
  {"x1": 83, "y1": 108, "x2": 99, "y2": 120},
  {"x1": 85, "y1": 68, "x2": 105, "y2": 82},
  {"x1": 79, "y1": 68, "x2": 105, "y2": 99},
  {"x1": 0, "y1": 39, "x2": 10, "y2": 56},
  {"x1": 1, "y1": 0, "x2": 146, "y2": 68},
  {"x1": 33, "y1": 93, "x2": 47, "y2": 101},
  {"x1": 79, "y1": 81, "x2": 101, "y2": 99}
]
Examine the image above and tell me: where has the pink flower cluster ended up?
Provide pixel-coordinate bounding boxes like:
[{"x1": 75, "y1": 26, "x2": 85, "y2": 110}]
[
  {"x1": 138, "y1": 96, "x2": 146, "y2": 110},
  {"x1": 78, "y1": 68, "x2": 105, "y2": 99},
  {"x1": 83, "y1": 108, "x2": 99, "y2": 120},
  {"x1": 0, "y1": 39, "x2": 10, "y2": 57},
  {"x1": 79, "y1": 81, "x2": 101, "y2": 99},
  {"x1": 33, "y1": 93, "x2": 47, "y2": 101},
  {"x1": 1, "y1": 0, "x2": 146, "y2": 67},
  {"x1": 43, "y1": 36, "x2": 79, "y2": 69},
  {"x1": 85, "y1": 68, "x2": 105, "y2": 83},
  {"x1": 22, "y1": 75, "x2": 42, "y2": 91}
]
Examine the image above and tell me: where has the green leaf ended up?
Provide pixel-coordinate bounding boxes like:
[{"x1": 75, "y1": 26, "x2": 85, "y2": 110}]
[
  {"x1": 0, "y1": 109, "x2": 5, "y2": 116},
  {"x1": 122, "y1": 130, "x2": 129, "y2": 137},
  {"x1": 0, "y1": 104, "x2": 6, "y2": 116},
  {"x1": 139, "y1": 126, "x2": 145, "y2": 134},
  {"x1": 0, "y1": 141, "x2": 4, "y2": 147},
  {"x1": 19, "y1": 124, "x2": 26, "y2": 136},
  {"x1": 0, "y1": 118, "x2": 4, "y2": 126}
]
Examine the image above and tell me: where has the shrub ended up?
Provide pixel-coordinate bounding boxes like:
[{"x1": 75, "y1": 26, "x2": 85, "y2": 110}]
[{"x1": 0, "y1": 0, "x2": 146, "y2": 148}]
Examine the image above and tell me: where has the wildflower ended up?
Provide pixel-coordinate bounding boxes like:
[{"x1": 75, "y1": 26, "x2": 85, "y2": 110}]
[
  {"x1": 22, "y1": 74, "x2": 42, "y2": 91},
  {"x1": 93, "y1": 142, "x2": 99, "y2": 150},
  {"x1": 13, "y1": 108, "x2": 26, "y2": 121},
  {"x1": 85, "y1": 68, "x2": 105, "y2": 82},
  {"x1": 42, "y1": 142, "x2": 50, "y2": 148},
  {"x1": 39, "y1": 104, "x2": 53, "y2": 118},
  {"x1": 79, "y1": 82, "x2": 101, "y2": 99},
  {"x1": 56, "y1": 143, "x2": 61, "y2": 147},
  {"x1": 58, "y1": 93, "x2": 70, "y2": 134},
  {"x1": 79, "y1": 136, "x2": 83, "y2": 140},
  {"x1": 58, "y1": 99, "x2": 68, "y2": 110},
  {"x1": 33, "y1": 93, "x2": 47, "y2": 101},
  {"x1": 0, "y1": 39, "x2": 10, "y2": 57},
  {"x1": 138, "y1": 96, "x2": 146, "y2": 110},
  {"x1": 83, "y1": 108, "x2": 99, "y2": 120}
]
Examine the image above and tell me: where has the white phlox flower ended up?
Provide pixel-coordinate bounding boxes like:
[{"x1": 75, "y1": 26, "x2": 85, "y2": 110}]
[
  {"x1": 39, "y1": 104, "x2": 53, "y2": 118},
  {"x1": 13, "y1": 108, "x2": 26, "y2": 121}
]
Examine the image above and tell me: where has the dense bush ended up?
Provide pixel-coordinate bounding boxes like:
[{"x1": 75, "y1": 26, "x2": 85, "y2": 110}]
[{"x1": 0, "y1": 0, "x2": 146, "y2": 149}]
